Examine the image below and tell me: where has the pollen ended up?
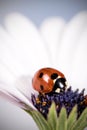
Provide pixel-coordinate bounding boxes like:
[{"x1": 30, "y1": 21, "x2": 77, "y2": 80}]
[{"x1": 36, "y1": 98, "x2": 41, "y2": 104}]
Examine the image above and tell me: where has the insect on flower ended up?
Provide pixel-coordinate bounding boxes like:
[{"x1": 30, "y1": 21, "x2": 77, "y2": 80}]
[
  {"x1": 31, "y1": 68, "x2": 87, "y2": 119},
  {"x1": 32, "y1": 67, "x2": 67, "y2": 94},
  {"x1": 0, "y1": 12, "x2": 87, "y2": 130}
]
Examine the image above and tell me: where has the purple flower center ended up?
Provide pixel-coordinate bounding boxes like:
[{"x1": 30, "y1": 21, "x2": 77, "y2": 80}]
[{"x1": 31, "y1": 87, "x2": 87, "y2": 118}]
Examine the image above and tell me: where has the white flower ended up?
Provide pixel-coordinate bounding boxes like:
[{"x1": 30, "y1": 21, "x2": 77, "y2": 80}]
[{"x1": 0, "y1": 11, "x2": 87, "y2": 111}]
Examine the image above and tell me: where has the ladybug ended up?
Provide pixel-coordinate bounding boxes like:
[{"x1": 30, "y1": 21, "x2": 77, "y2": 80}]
[{"x1": 32, "y1": 68, "x2": 67, "y2": 94}]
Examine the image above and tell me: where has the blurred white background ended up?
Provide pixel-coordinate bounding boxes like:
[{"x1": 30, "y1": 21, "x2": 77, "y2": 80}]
[
  {"x1": 0, "y1": 0, "x2": 87, "y2": 130},
  {"x1": 0, "y1": 0, "x2": 87, "y2": 26}
]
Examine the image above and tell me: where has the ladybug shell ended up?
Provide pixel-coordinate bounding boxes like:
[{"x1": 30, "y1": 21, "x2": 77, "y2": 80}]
[{"x1": 32, "y1": 68, "x2": 65, "y2": 94}]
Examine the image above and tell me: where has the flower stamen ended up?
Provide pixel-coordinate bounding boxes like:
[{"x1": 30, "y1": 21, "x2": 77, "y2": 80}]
[{"x1": 31, "y1": 87, "x2": 87, "y2": 119}]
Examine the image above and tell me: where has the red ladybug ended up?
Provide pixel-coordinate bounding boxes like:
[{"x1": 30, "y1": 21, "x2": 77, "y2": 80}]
[{"x1": 32, "y1": 68, "x2": 67, "y2": 94}]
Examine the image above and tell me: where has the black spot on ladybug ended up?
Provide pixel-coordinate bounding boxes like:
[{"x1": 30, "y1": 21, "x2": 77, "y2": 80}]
[
  {"x1": 39, "y1": 72, "x2": 43, "y2": 78},
  {"x1": 51, "y1": 73, "x2": 58, "y2": 79},
  {"x1": 40, "y1": 85, "x2": 44, "y2": 90}
]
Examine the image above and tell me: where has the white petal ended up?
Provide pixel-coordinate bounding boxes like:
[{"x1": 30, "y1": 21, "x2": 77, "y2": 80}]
[
  {"x1": 4, "y1": 13, "x2": 51, "y2": 75},
  {"x1": 0, "y1": 62, "x2": 15, "y2": 84},
  {"x1": 15, "y1": 75, "x2": 38, "y2": 99},
  {"x1": 57, "y1": 11, "x2": 87, "y2": 80},
  {"x1": 0, "y1": 26, "x2": 37, "y2": 98},
  {"x1": 0, "y1": 82, "x2": 36, "y2": 110},
  {"x1": 0, "y1": 90, "x2": 26, "y2": 109},
  {"x1": 0, "y1": 65, "x2": 36, "y2": 108},
  {"x1": 70, "y1": 29, "x2": 87, "y2": 93},
  {"x1": 0, "y1": 26, "x2": 26, "y2": 80},
  {"x1": 40, "y1": 17, "x2": 65, "y2": 66}
]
